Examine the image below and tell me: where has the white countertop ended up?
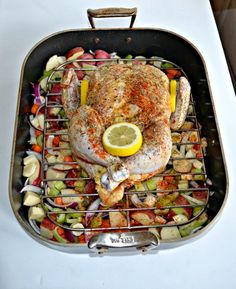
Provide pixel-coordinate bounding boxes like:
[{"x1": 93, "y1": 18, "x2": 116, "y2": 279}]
[{"x1": 1, "y1": 0, "x2": 236, "y2": 288}]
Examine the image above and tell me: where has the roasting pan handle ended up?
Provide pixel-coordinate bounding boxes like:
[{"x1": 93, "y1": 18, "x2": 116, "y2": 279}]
[
  {"x1": 88, "y1": 231, "x2": 160, "y2": 254},
  {"x1": 87, "y1": 7, "x2": 137, "y2": 28}
]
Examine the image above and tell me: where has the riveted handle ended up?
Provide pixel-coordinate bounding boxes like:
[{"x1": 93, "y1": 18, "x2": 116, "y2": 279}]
[
  {"x1": 87, "y1": 7, "x2": 137, "y2": 28},
  {"x1": 88, "y1": 231, "x2": 160, "y2": 254}
]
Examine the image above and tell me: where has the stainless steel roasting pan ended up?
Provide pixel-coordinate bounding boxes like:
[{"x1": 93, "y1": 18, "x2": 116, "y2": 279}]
[{"x1": 9, "y1": 8, "x2": 228, "y2": 254}]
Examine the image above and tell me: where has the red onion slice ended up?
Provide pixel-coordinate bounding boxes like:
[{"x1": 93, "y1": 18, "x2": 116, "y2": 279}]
[
  {"x1": 85, "y1": 198, "x2": 100, "y2": 226},
  {"x1": 31, "y1": 82, "x2": 42, "y2": 105}
]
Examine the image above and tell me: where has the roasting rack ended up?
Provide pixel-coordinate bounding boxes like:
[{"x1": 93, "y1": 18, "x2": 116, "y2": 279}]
[{"x1": 39, "y1": 57, "x2": 210, "y2": 235}]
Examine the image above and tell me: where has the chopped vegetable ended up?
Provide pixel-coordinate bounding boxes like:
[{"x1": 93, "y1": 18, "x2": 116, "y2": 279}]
[
  {"x1": 54, "y1": 181, "x2": 66, "y2": 191},
  {"x1": 109, "y1": 212, "x2": 127, "y2": 227},
  {"x1": 23, "y1": 191, "x2": 41, "y2": 206},
  {"x1": 53, "y1": 227, "x2": 68, "y2": 243},
  {"x1": 131, "y1": 210, "x2": 155, "y2": 226},
  {"x1": 31, "y1": 103, "x2": 40, "y2": 114},
  {"x1": 32, "y1": 144, "x2": 42, "y2": 153},
  {"x1": 179, "y1": 212, "x2": 208, "y2": 237},
  {"x1": 160, "y1": 226, "x2": 181, "y2": 240},
  {"x1": 146, "y1": 178, "x2": 156, "y2": 190},
  {"x1": 173, "y1": 159, "x2": 192, "y2": 173},
  {"x1": 28, "y1": 206, "x2": 45, "y2": 220}
]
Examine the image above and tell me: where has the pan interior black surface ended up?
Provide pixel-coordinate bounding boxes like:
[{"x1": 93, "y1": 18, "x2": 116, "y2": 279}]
[{"x1": 11, "y1": 28, "x2": 227, "y2": 247}]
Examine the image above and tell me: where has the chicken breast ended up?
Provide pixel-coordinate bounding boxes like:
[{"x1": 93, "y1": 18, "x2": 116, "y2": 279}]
[{"x1": 62, "y1": 64, "x2": 172, "y2": 206}]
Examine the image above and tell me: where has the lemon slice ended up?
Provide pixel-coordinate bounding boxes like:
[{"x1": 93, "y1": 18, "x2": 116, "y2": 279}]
[
  {"x1": 170, "y1": 79, "x2": 177, "y2": 113},
  {"x1": 23, "y1": 162, "x2": 37, "y2": 177},
  {"x1": 80, "y1": 79, "x2": 89, "y2": 105},
  {"x1": 102, "y1": 122, "x2": 143, "y2": 157}
]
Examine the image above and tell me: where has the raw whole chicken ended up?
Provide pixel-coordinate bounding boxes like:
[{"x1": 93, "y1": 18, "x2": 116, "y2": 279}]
[{"x1": 61, "y1": 63, "x2": 190, "y2": 206}]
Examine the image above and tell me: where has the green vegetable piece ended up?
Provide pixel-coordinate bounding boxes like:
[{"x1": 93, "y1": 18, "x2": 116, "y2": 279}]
[
  {"x1": 51, "y1": 208, "x2": 65, "y2": 224},
  {"x1": 54, "y1": 180, "x2": 66, "y2": 191},
  {"x1": 74, "y1": 180, "x2": 86, "y2": 190},
  {"x1": 65, "y1": 213, "x2": 82, "y2": 224},
  {"x1": 53, "y1": 228, "x2": 68, "y2": 243},
  {"x1": 48, "y1": 187, "x2": 60, "y2": 196},
  {"x1": 178, "y1": 180, "x2": 189, "y2": 190},
  {"x1": 62, "y1": 122, "x2": 68, "y2": 128},
  {"x1": 59, "y1": 109, "x2": 65, "y2": 118},
  {"x1": 90, "y1": 216, "x2": 102, "y2": 228},
  {"x1": 179, "y1": 212, "x2": 208, "y2": 237},
  {"x1": 80, "y1": 170, "x2": 88, "y2": 178},
  {"x1": 125, "y1": 54, "x2": 133, "y2": 59},
  {"x1": 172, "y1": 207, "x2": 188, "y2": 216},
  {"x1": 193, "y1": 206, "x2": 203, "y2": 216},
  {"x1": 38, "y1": 69, "x2": 53, "y2": 82},
  {"x1": 36, "y1": 134, "x2": 43, "y2": 147},
  {"x1": 134, "y1": 182, "x2": 146, "y2": 192},
  {"x1": 157, "y1": 192, "x2": 179, "y2": 207},
  {"x1": 146, "y1": 178, "x2": 156, "y2": 191},
  {"x1": 192, "y1": 168, "x2": 205, "y2": 181},
  {"x1": 161, "y1": 62, "x2": 174, "y2": 68},
  {"x1": 40, "y1": 226, "x2": 53, "y2": 239},
  {"x1": 57, "y1": 213, "x2": 66, "y2": 224}
]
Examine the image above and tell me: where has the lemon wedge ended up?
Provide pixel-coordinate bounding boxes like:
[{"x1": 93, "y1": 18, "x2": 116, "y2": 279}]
[
  {"x1": 102, "y1": 122, "x2": 143, "y2": 157},
  {"x1": 170, "y1": 79, "x2": 177, "y2": 112},
  {"x1": 80, "y1": 79, "x2": 89, "y2": 105}
]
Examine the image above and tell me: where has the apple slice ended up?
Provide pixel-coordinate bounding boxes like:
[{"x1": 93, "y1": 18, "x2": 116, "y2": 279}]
[
  {"x1": 23, "y1": 154, "x2": 38, "y2": 165},
  {"x1": 61, "y1": 188, "x2": 83, "y2": 204},
  {"x1": 23, "y1": 191, "x2": 41, "y2": 206},
  {"x1": 28, "y1": 161, "x2": 40, "y2": 185},
  {"x1": 46, "y1": 168, "x2": 67, "y2": 188},
  {"x1": 174, "y1": 195, "x2": 193, "y2": 218},
  {"x1": 109, "y1": 212, "x2": 127, "y2": 227},
  {"x1": 160, "y1": 226, "x2": 181, "y2": 240},
  {"x1": 66, "y1": 47, "x2": 84, "y2": 61},
  {"x1": 23, "y1": 162, "x2": 37, "y2": 178},
  {"x1": 131, "y1": 210, "x2": 156, "y2": 226},
  {"x1": 40, "y1": 217, "x2": 55, "y2": 239},
  {"x1": 28, "y1": 206, "x2": 45, "y2": 220},
  {"x1": 23, "y1": 154, "x2": 41, "y2": 185}
]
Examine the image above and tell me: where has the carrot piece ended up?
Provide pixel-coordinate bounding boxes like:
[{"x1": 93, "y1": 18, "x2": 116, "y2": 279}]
[
  {"x1": 57, "y1": 227, "x2": 65, "y2": 236},
  {"x1": 54, "y1": 197, "x2": 63, "y2": 205},
  {"x1": 32, "y1": 144, "x2": 42, "y2": 153},
  {"x1": 64, "y1": 156, "x2": 74, "y2": 163},
  {"x1": 64, "y1": 156, "x2": 78, "y2": 168},
  {"x1": 31, "y1": 103, "x2": 40, "y2": 115},
  {"x1": 78, "y1": 234, "x2": 85, "y2": 243},
  {"x1": 35, "y1": 130, "x2": 43, "y2": 137},
  {"x1": 101, "y1": 219, "x2": 110, "y2": 228},
  {"x1": 52, "y1": 135, "x2": 60, "y2": 146},
  {"x1": 166, "y1": 69, "x2": 182, "y2": 79},
  {"x1": 165, "y1": 176, "x2": 174, "y2": 182}
]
